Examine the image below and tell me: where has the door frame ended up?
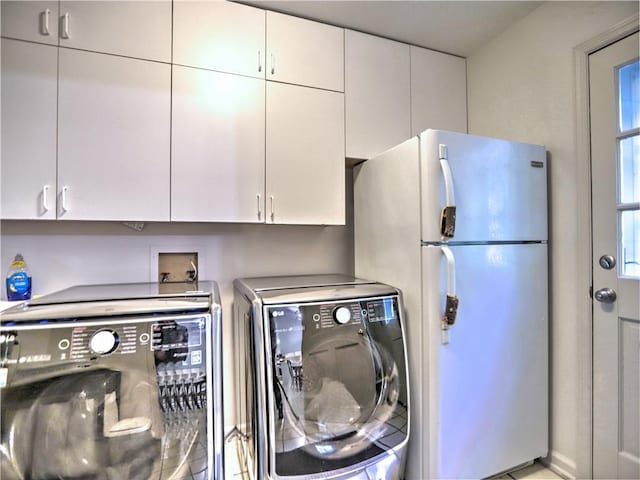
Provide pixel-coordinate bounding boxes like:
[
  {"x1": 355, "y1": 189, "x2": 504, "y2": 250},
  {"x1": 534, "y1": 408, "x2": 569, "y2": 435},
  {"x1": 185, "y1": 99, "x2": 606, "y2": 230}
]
[{"x1": 574, "y1": 13, "x2": 639, "y2": 480}]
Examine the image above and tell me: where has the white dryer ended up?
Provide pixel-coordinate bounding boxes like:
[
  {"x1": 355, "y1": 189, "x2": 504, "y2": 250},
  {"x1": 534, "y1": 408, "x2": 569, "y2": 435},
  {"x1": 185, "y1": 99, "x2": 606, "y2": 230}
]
[{"x1": 232, "y1": 274, "x2": 410, "y2": 480}]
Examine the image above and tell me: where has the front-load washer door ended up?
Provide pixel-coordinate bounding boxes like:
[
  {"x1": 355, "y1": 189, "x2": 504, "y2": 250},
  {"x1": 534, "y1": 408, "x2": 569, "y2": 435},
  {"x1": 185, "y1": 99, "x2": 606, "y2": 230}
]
[
  {"x1": 266, "y1": 296, "x2": 408, "y2": 477},
  {"x1": 0, "y1": 313, "x2": 215, "y2": 480}
]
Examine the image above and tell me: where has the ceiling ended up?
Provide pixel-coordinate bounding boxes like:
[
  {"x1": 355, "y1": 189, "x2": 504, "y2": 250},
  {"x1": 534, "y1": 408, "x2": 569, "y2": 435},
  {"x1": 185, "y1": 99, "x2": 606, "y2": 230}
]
[{"x1": 239, "y1": 1, "x2": 543, "y2": 57}]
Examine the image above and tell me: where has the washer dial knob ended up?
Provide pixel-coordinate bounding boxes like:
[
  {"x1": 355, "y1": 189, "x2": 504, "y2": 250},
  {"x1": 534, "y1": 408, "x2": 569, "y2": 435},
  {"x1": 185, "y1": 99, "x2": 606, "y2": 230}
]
[
  {"x1": 333, "y1": 306, "x2": 352, "y2": 324},
  {"x1": 90, "y1": 330, "x2": 118, "y2": 355}
]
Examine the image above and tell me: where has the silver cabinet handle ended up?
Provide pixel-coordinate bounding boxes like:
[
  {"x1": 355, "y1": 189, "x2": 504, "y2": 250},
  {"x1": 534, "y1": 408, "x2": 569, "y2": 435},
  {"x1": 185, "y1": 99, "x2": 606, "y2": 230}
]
[
  {"x1": 257, "y1": 193, "x2": 262, "y2": 220},
  {"x1": 270, "y1": 53, "x2": 275, "y2": 75},
  {"x1": 61, "y1": 12, "x2": 70, "y2": 39},
  {"x1": 60, "y1": 186, "x2": 69, "y2": 213},
  {"x1": 270, "y1": 195, "x2": 274, "y2": 222},
  {"x1": 42, "y1": 185, "x2": 50, "y2": 212},
  {"x1": 594, "y1": 288, "x2": 616, "y2": 304},
  {"x1": 40, "y1": 9, "x2": 51, "y2": 36},
  {"x1": 258, "y1": 50, "x2": 262, "y2": 73}
]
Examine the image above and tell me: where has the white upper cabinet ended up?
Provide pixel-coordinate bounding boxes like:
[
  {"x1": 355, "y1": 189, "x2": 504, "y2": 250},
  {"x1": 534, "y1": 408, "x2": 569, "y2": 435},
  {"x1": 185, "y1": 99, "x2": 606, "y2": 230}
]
[
  {"x1": 345, "y1": 30, "x2": 411, "y2": 160},
  {"x1": 173, "y1": 0, "x2": 265, "y2": 78},
  {"x1": 266, "y1": 11, "x2": 344, "y2": 92},
  {"x1": 266, "y1": 82, "x2": 345, "y2": 225},
  {"x1": 411, "y1": 46, "x2": 467, "y2": 136},
  {"x1": 1, "y1": 39, "x2": 58, "y2": 220},
  {"x1": 1, "y1": 1, "x2": 59, "y2": 45},
  {"x1": 58, "y1": 1, "x2": 171, "y2": 62},
  {"x1": 57, "y1": 49, "x2": 171, "y2": 221},
  {"x1": 171, "y1": 65, "x2": 266, "y2": 223}
]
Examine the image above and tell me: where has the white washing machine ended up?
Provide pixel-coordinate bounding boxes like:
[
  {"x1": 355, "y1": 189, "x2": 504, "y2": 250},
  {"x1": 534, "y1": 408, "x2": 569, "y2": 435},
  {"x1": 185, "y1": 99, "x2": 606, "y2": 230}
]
[{"x1": 232, "y1": 274, "x2": 410, "y2": 480}]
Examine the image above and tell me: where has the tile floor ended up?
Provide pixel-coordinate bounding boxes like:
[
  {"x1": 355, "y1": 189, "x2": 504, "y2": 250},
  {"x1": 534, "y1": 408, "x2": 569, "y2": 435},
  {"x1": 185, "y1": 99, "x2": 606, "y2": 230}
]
[{"x1": 495, "y1": 462, "x2": 565, "y2": 480}]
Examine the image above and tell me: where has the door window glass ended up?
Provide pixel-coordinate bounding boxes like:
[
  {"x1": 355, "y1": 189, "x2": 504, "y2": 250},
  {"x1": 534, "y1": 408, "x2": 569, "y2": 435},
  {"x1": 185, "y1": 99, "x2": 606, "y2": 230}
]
[
  {"x1": 619, "y1": 135, "x2": 639, "y2": 204},
  {"x1": 621, "y1": 210, "x2": 640, "y2": 276},
  {"x1": 617, "y1": 58, "x2": 639, "y2": 277},
  {"x1": 619, "y1": 60, "x2": 639, "y2": 131}
]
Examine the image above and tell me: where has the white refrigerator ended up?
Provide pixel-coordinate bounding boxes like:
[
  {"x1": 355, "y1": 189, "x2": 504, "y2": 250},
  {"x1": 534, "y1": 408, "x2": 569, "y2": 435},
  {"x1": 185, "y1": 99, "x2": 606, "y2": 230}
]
[{"x1": 354, "y1": 129, "x2": 548, "y2": 480}]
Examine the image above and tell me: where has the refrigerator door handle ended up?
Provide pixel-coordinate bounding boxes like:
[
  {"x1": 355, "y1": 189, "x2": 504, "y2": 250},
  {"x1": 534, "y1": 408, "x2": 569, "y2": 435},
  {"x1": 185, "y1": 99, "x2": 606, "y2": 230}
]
[
  {"x1": 439, "y1": 145, "x2": 456, "y2": 239},
  {"x1": 441, "y1": 245, "x2": 459, "y2": 345}
]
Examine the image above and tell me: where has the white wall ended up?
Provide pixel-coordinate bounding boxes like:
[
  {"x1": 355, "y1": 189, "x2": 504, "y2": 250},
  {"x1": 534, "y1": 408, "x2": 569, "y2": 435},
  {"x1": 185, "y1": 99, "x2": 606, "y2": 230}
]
[
  {"x1": 0, "y1": 170, "x2": 354, "y2": 432},
  {"x1": 467, "y1": 1, "x2": 639, "y2": 478}
]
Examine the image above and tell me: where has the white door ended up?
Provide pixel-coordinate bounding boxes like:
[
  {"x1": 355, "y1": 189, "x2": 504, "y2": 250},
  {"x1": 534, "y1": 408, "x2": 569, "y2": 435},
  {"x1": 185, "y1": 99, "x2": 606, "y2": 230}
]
[
  {"x1": 58, "y1": 49, "x2": 171, "y2": 221},
  {"x1": 1, "y1": 39, "x2": 57, "y2": 219},
  {"x1": 422, "y1": 243, "x2": 548, "y2": 480},
  {"x1": 410, "y1": 46, "x2": 467, "y2": 136},
  {"x1": 419, "y1": 130, "x2": 548, "y2": 243},
  {"x1": 266, "y1": 11, "x2": 344, "y2": 92},
  {"x1": 1, "y1": 1, "x2": 58, "y2": 45},
  {"x1": 173, "y1": 0, "x2": 265, "y2": 78},
  {"x1": 266, "y1": 82, "x2": 345, "y2": 225},
  {"x1": 58, "y1": 1, "x2": 171, "y2": 62},
  {"x1": 590, "y1": 31, "x2": 640, "y2": 480},
  {"x1": 345, "y1": 30, "x2": 411, "y2": 160},
  {"x1": 171, "y1": 65, "x2": 265, "y2": 223}
]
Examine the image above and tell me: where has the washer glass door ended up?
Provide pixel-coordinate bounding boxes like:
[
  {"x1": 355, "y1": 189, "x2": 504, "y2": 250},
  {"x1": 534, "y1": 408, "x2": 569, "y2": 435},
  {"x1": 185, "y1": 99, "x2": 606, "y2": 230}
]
[{"x1": 268, "y1": 296, "x2": 408, "y2": 477}]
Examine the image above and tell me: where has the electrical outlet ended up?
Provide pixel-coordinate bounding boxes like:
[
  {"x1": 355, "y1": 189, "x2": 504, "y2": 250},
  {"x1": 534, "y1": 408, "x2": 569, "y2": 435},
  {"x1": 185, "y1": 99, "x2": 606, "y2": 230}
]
[{"x1": 158, "y1": 252, "x2": 198, "y2": 283}]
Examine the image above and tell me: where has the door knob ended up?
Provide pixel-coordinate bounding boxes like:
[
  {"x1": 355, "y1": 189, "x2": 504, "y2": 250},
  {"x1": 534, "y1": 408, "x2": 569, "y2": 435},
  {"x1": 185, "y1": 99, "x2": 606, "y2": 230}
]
[{"x1": 594, "y1": 288, "x2": 617, "y2": 303}]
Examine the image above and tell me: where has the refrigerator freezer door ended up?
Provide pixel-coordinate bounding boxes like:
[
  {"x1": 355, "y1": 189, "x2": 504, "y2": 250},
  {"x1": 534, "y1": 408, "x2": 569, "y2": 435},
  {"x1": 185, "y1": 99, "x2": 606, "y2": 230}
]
[
  {"x1": 422, "y1": 243, "x2": 548, "y2": 480},
  {"x1": 420, "y1": 130, "x2": 547, "y2": 243}
]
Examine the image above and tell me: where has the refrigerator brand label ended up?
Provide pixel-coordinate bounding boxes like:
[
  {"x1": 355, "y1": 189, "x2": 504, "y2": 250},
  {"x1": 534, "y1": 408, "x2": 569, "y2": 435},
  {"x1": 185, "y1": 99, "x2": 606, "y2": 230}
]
[{"x1": 531, "y1": 161, "x2": 544, "y2": 168}]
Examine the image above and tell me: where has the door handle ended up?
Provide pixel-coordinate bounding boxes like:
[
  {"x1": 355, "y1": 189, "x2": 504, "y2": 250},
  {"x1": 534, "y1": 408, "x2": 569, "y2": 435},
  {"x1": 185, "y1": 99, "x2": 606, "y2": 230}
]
[
  {"x1": 594, "y1": 288, "x2": 616, "y2": 304},
  {"x1": 440, "y1": 245, "x2": 459, "y2": 345},
  {"x1": 61, "y1": 12, "x2": 70, "y2": 39},
  {"x1": 439, "y1": 144, "x2": 456, "y2": 239},
  {"x1": 269, "y1": 195, "x2": 275, "y2": 222},
  {"x1": 42, "y1": 185, "x2": 50, "y2": 212},
  {"x1": 60, "y1": 186, "x2": 69, "y2": 213},
  {"x1": 40, "y1": 9, "x2": 51, "y2": 36}
]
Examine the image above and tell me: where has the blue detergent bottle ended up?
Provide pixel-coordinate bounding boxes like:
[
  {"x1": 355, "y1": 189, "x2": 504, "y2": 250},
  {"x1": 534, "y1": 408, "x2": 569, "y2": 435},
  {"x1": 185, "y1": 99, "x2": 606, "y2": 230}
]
[{"x1": 6, "y1": 253, "x2": 32, "y2": 301}]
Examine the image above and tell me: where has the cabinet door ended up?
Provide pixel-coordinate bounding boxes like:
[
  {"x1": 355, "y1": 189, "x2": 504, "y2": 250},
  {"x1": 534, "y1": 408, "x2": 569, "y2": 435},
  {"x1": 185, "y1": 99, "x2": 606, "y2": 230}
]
[
  {"x1": 266, "y1": 11, "x2": 344, "y2": 92},
  {"x1": 58, "y1": 49, "x2": 170, "y2": 221},
  {"x1": 59, "y1": 1, "x2": 171, "y2": 62},
  {"x1": 411, "y1": 46, "x2": 467, "y2": 136},
  {"x1": 266, "y1": 82, "x2": 345, "y2": 225},
  {"x1": 172, "y1": 66, "x2": 265, "y2": 223},
  {"x1": 173, "y1": 0, "x2": 265, "y2": 78},
  {"x1": 345, "y1": 30, "x2": 411, "y2": 160},
  {"x1": 1, "y1": 39, "x2": 57, "y2": 219},
  {"x1": 1, "y1": 1, "x2": 58, "y2": 45}
]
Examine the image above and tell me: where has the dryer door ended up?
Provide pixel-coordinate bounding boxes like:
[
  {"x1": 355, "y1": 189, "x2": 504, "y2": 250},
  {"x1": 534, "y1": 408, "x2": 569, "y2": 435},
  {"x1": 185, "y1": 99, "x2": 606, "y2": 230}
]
[{"x1": 267, "y1": 296, "x2": 408, "y2": 477}]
